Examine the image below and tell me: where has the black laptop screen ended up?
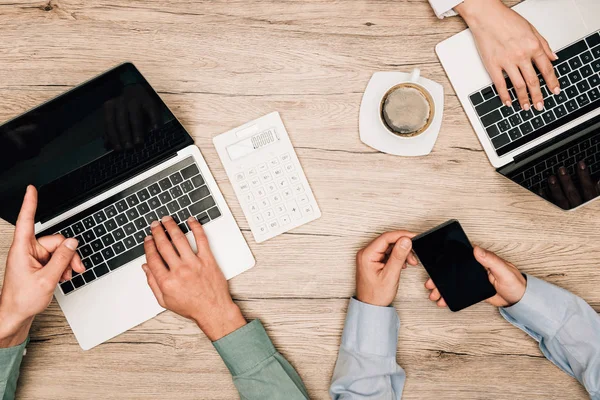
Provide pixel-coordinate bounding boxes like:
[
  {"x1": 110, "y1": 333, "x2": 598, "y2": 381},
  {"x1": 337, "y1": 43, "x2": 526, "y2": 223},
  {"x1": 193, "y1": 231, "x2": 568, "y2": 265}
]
[{"x1": 0, "y1": 63, "x2": 192, "y2": 225}]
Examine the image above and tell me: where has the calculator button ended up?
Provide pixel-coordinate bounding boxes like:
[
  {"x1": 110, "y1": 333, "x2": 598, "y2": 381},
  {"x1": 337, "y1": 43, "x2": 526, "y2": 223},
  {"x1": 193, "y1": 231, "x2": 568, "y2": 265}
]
[
  {"x1": 249, "y1": 203, "x2": 259, "y2": 213},
  {"x1": 244, "y1": 192, "x2": 255, "y2": 202},
  {"x1": 270, "y1": 194, "x2": 282, "y2": 204},
  {"x1": 247, "y1": 168, "x2": 257, "y2": 177},
  {"x1": 297, "y1": 194, "x2": 309, "y2": 204},
  {"x1": 272, "y1": 168, "x2": 284, "y2": 178},
  {"x1": 288, "y1": 173, "x2": 300, "y2": 183},
  {"x1": 275, "y1": 204, "x2": 287, "y2": 215},
  {"x1": 259, "y1": 199, "x2": 270, "y2": 209},
  {"x1": 284, "y1": 164, "x2": 295, "y2": 173},
  {"x1": 280, "y1": 215, "x2": 291, "y2": 225},
  {"x1": 261, "y1": 172, "x2": 273, "y2": 182},
  {"x1": 268, "y1": 220, "x2": 280, "y2": 230},
  {"x1": 239, "y1": 182, "x2": 250, "y2": 192},
  {"x1": 258, "y1": 163, "x2": 268, "y2": 173},
  {"x1": 269, "y1": 158, "x2": 280, "y2": 167},
  {"x1": 263, "y1": 209, "x2": 275, "y2": 220},
  {"x1": 302, "y1": 205, "x2": 314, "y2": 214},
  {"x1": 293, "y1": 184, "x2": 305, "y2": 195},
  {"x1": 250, "y1": 177, "x2": 261, "y2": 187},
  {"x1": 235, "y1": 173, "x2": 245, "y2": 182},
  {"x1": 277, "y1": 178, "x2": 288, "y2": 188},
  {"x1": 282, "y1": 188, "x2": 294, "y2": 200},
  {"x1": 280, "y1": 153, "x2": 291, "y2": 163},
  {"x1": 253, "y1": 214, "x2": 264, "y2": 223},
  {"x1": 266, "y1": 183, "x2": 277, "y2": 193},
  {"x1": 287, "y1": 201, "x2": 302, "y2": 220},
  {"x1": 254, "y1": 187, "x2": 266, "y2": 198},
  {"x1": 257, "y1": 225, "x2": 268, "y2": 235}
]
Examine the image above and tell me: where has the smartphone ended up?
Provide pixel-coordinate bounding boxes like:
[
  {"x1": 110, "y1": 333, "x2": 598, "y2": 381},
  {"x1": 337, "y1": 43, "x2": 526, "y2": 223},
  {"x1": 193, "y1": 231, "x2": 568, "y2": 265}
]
[{"x1": 412, "y1": 220, "x2": 496, "y2": 312}]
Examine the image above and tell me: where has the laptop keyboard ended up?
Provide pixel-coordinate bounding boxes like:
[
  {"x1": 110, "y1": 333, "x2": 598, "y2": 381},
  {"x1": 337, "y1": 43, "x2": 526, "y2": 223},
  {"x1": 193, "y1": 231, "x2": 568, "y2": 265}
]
[
  {"x1": 38, "y1": 157, "x2": 222, "y2": 295},
  {"x1": 508, "y1": 132, "x2": 600, "y2": 195},
  {"x1": 469, "y1": 31, "x2": 600, "y2": 157}
]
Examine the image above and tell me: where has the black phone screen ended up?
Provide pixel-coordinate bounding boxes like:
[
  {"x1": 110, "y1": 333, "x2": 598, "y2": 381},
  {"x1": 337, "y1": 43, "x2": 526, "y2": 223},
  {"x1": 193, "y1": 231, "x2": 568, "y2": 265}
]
[{"x1": 412, "y1": 220, "x2": 496, "y2": 312}]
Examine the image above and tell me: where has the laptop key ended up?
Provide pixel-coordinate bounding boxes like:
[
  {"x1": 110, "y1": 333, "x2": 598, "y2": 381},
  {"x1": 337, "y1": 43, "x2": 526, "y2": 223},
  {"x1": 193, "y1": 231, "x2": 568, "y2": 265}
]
[
  {"x1": 181, "y1": 180, "x2": 194, "y2": 193},
  {"x1": 101, "y1": 247, "x2": 115, "y2": 260},
  {"x1": 123, "y1": 222, "x2": 136, "y2": 236},
  {"x1": 148, "y1": 183, "x2": 161, "y2": 196},
  {"x1": 113, "y1": 228, "x2": 126, "y2": 241},
  {"x1": 500, "y1": 106, "x2": 514, "y2": 117},
  {"x1": 177, "y1": 208, "x2": 191, "y2": 221},
  {"x1": 558, "y1": 76, "x2": 570, "y2": 88},
  {"x1": 71, "y1": 275, "x2": 85, "y2": 289},
  {"x1": 169, "y1": 185, "x2": 183, "y2": 198},
  {"x1": 94, "y1": 263, "x2": 109, "y2": 277},
  {"x1": 475, "y1": 96, "x2": 503, "y2": 117},
  {"x1": 115, "y1": 214, "x2": 128, "y2": 226},
  {"x1": 542, "y1": 111, "x2": 556, "y2": 124},
  {"x1": 191, "y1": 175, "x2": 205, "y2": 188},
  {"x1": 137, "y1": 202, "x2": 150, "y2": 215},
  {"x1": 101, "y1": 233, "x2": 115, "y2": 247},
  {"x1": 498, "y1": 119, "x2": 511, "y2": 132},
  {"x1": 589, "y1": 88, "x2": 600, "y2": 102},
  {"x1": 492, "y1": 133, "x2": 510, "y2": 149},
  {"x1": 158, "y1": 177, "x2": 172, "y2": 191},
  {"x1": 93, "y1": 224, "x2": 107, "y2": 237},
  {"x1": 80, "y1": 244, "x2": 93, "y2": 258},
  {"x1": 134, "y1": 217, "x2": 146, "y2": 230},
  {"x1": 61, "y1": 281, "x2": 75, "y2": 294},
  {"x1": 113, "y1": 241, "x2": 126, "y2": 254},
  {"x1": 74, "y1": 235, "x2": 85, "y2": 245},
  {"x1": 590, "y1": 75, "x2": 600, "y2": 88},
  {"x1": 576, "y1": 93, "x2": 590, "y2": 107},
  {"x1": 566, "y1": 86, "x2": 579, "y2": 99},
  {"x1": 581, "y1": 65, "x2": 593, "y2": 78},
  {"x1": 577, "y1": 80, "x2": 591, "y2": 93},
  {"x1": 520, "y1": 109, "x2": 533, "y2": 121},
  {"x1": 134, "y1": 231, "x2": 146, "y2": 244},
  {"x1": 83, "y1": 270, "x2": 96, "y2": 283},
  {"x1": 156, "y1": 206, "x2": 169, "y2": 219},
  {"x1": 181, "y1": 164, "x2": 199, "y2": 179},
  {"x1": 178, "y1": 195, "x2": 192, "y2": 208},
  {"x1": 126, "y1": 194, "x2": 140, "y2": 207},
  {"x1": 82, "y1": 230, "x2": 96, "y2": 242},
  {"x1": 93, "y1": 211, "x2": 107, "y2": 223},
  {"x1": 508, "y1": 128, "x2": 522, "y2": 141},
  {"x1": 104, "y1": 205, "x2": 118, "y2": 218},
  {"x1": 565, "y1": 99, "x2": 579, "y2": 112},
  {"x1": 544, "y1": 96, "x2": 556, "y2": 109},
  {"x1": 137, "y1": 188, "x2": 150, "y2": 202},
  {"x1": 593, "y1": 60, "x2": 600, "y2": 72},
  {"x1": 519, "y1": 121, "x2": 533, "y2": 135},
  {"x1": 170, "y1": 172, "x2": 184, "y2": 185},
  {"x1": 557, "y1": 62, "x2": 571, "y2": 76},
  {"x1": 554, "y1": 92, "x2": 568, "y2": 104},
  {"x1": 105, "y1": 218, "x2": 118, "y2": 231},
  {"x1": 148, "y1": 197, "x2": 161, "y2": 209},
  {"x1": 531, "y1": 117, "x2": 544, "y2": 130},
  {"x1": 82, "y1": 258, "x2": 93, "y2": 270},
  {"x1": 90, "y1": 239, "x2": 103, "y2": 253},
  {"x1": 554, "y1": 104, "x2": 568, "y2": 118},
  {"x1": 196, "y1": 212, "x2": 210, "y2": 225},
  {"x1": 481, "y1": 110, "x2": 502, "y2": 127},
  {"x1": 72, "y1": 222, "x2": 85, "y2": 235},
  {"x1": 568, "y1": 57, "x2": 583, "y2": 71},
  {"x1": 158, "y1": 191, "x2": 172, "y2": 204},
  {"x1": 115, "y1": 200, "x2": 128, "y2": 213},
  {"x1": 469, "y1": 92, "x2": 484, "y2": 106},
  {"x1": 91, "y1": 252, "x2": 104, "y2": 266},
  {"x1": 167, "y1": 200, "x2": 180, "y2": 214},
  {"x1": 508, "y1": 114, "x2": 522, "y2": 127},
  {"x1": 126, "y1": 208, "x2": 140, "y2": 220},
  {"x1": 178, "y1": 223, "x2": 189, "y2": 234},
  {"x1": 207, "y1": 207, "x2": 221, "y2": 220},
  {"x1": 586, "y1": 33, "x2": 600, "y2": 48},
  {"x1": 189, "y1": 196, "x2": 216, "y2": 215},
  {"x1": 145, "y1": 211, "x2": 159, "y2": 225},
  {"x1": 107, "y1": 244, "x2": 145, "y2": 271},
  {"x1": 60, "y1": 227, "x2": 74, "y2": 238},
  {"x1": 123, "y1": 236, "x2": 137, "y2": 249},
  {"x1": 82, "y1": 216, "x2": 95, "y2": 229}
]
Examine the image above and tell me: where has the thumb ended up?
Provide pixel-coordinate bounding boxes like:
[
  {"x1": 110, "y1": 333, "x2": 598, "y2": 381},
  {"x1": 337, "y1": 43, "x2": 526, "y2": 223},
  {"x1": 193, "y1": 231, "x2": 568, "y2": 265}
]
[
  {"x1": 42, "y1": 238, "x2": 79, "y2": 282},
  {"x1": 384, "y1": 237, "x2": 412, "y2": 278},
  {"x1": 474, "y1": 246, "x2": 512, "y2": 283}
]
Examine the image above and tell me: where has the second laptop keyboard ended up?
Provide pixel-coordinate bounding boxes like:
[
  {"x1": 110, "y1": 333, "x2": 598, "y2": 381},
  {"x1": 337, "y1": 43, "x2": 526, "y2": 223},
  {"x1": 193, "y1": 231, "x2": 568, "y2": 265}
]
[
  {"x1": 470, "y1": 31, "x2": 600, "y2": 157},
  {"x1": 38, "y1": 156, "x2": 222, "y2": 296}
]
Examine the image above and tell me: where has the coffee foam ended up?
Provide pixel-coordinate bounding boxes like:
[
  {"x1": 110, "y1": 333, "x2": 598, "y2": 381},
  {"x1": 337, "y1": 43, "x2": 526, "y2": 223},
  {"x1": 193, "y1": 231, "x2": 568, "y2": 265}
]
[{"x1": 382, "y1": 86, "x2": 431, "y2": 136}]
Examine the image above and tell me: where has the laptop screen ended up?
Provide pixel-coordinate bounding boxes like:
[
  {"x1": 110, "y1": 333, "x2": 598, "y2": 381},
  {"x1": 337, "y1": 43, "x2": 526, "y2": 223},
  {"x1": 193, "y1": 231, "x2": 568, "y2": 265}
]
[
  {"x1": 498, "y1": 113, "x2": 600, "y2": 210},
  {"x1": 0, "y1": 63, "x2": 192, "y2": 225}
]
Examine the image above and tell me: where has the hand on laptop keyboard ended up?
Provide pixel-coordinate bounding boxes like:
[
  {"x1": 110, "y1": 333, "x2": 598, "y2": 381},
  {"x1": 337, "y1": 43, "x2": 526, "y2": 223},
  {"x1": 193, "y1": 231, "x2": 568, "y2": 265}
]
[
  {"x1": 141, "y1": 215, "x2": 246, "y2": 341},
  {"x1": 546, "y1": 161, "x2": 600, "y2": 209},
  {"x1": 0, "y1": 186, "x2": 85, "y2": 347},
  {"x1": 455, "y1": 0, "x2": 560, "y2": 111}
]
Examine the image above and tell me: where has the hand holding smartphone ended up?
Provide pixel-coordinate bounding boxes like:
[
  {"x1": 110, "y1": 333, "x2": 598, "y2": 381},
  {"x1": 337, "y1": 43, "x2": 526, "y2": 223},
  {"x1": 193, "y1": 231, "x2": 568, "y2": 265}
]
[{"x1": 412, "y1": 220, "x2": 496, "y2": 312}]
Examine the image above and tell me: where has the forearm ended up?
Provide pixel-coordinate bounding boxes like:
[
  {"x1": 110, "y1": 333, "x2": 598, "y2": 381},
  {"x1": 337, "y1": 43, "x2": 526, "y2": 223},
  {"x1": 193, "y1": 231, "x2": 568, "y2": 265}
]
[
  {"x1": 330, "y1": 298, "x2": 405, "y2": 399},
  {"x1": 500, "y1": 275, "x2": 600, "y2": 398},
  {"x1": 213, "y1": 319, "x2": 308, "y2": 400}
]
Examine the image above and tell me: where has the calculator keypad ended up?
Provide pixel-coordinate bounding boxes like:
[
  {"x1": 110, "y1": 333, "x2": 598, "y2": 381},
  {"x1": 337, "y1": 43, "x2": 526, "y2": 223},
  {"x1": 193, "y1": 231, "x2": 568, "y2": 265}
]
[{"x1": 237, "y1": 153, "x2": 311, "y2": 237}]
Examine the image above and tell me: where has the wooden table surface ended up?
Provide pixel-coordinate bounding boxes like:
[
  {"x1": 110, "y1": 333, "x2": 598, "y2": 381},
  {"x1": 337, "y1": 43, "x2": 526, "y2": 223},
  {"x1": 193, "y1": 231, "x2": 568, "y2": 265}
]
[{"x1": 0, "y1": 0, "x2": 598, "y2": 399}]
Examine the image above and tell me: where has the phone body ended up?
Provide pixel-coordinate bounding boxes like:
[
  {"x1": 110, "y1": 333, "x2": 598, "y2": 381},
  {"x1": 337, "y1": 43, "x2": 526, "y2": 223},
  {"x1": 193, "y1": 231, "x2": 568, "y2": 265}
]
[{"x1": 412, "y1": 220, "x2": 496, "y2": 312}]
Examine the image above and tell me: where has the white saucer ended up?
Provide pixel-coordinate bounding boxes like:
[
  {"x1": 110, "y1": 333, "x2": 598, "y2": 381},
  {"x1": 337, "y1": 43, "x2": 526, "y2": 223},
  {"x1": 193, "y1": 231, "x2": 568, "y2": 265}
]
[{"x1": 359, "y1": 71, "x2": 444, "y2": 156}]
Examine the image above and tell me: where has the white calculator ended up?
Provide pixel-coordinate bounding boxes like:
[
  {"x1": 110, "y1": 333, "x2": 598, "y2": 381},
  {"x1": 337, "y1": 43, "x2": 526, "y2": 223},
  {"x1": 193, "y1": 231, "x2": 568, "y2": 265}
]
[{"x1": 213, "y1": 112, "x2": 321, "y2": 243}]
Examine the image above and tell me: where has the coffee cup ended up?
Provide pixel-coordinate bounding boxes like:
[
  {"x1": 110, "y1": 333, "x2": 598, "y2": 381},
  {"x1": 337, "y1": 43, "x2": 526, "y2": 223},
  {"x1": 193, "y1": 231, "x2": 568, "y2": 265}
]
[{"x1": 359, "y1": 68, "x2": 444, "y2": 156}]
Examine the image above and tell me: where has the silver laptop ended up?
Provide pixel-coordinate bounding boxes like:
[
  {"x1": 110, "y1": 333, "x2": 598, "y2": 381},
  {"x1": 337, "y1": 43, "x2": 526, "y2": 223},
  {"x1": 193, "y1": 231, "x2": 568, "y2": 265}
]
[
  {"x1": 437, "y1": 0, "x2": 600, "y2": 210},
  {"x1": 0, "y1": 63, "x2": 255, "y2": 349}
]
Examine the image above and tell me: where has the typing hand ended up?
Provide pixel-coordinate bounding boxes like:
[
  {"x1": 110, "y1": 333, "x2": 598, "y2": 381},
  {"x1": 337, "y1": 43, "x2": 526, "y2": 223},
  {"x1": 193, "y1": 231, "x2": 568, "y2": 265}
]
[
  {"x1": 424, "y1": 246, "x2": 526, "y2": 308},
  {"x1": 142, "y1": 216, "x2": 246, "y2": 341},
  {"x1": 355, "y1": 231, "x2": 418, "y2": 307},
  {"x1": 546, "y1": 161, "x2": 600, "y2": 209},
  {"x1": 103, "y1": 84, "x2": 161, "y2": 150},
  {"x1": 0, "y1": 186, "x2": 85, "y2": 348},
  {"x1": 455, "y1": 0, "x2": 559, "y2": 111}
]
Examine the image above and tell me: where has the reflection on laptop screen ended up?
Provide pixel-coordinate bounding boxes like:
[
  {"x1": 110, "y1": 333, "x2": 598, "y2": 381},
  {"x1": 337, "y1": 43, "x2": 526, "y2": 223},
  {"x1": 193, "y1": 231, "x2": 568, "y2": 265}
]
[
  {"x1": 499, "y1": 113, "x2": 600, "y2": 210},
  {"x1": 0, "y1": 63, "x2": 191, "y2": 224}
]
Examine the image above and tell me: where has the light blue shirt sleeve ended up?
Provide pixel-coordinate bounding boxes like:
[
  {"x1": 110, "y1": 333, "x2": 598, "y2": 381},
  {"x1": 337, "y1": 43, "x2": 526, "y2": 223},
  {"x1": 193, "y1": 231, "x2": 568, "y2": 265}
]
[
  {"x1": 500, "y1": 275, "x2": 600, "y2": 399},
  {"x1": 0, "y1": 338, "x2": 28, "y2": 400},
  {"x1": 330, "y1": 298, "x2": 406, "y2": 399}
]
